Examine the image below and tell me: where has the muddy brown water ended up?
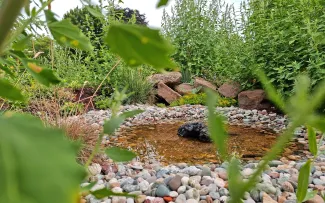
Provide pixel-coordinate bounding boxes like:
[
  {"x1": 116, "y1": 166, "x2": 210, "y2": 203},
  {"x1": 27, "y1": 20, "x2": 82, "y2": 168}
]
[{"x1": 107, "y1": 122, "x2": 298, "y2": 165}]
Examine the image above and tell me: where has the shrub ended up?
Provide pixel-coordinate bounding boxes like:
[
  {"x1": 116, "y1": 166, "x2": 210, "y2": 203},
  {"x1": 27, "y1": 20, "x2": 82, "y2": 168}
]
[
  {"x1": 170, "y1": 93, "x2": 237, "y2": 107},
  {"x1": 110, "y1": 66, "x2": 154, "y2": 104}
]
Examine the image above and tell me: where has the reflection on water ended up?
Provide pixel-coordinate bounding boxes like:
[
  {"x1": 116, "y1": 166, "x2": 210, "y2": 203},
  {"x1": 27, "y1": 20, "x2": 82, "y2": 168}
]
[{"x1": 107, "y1": 122, "x2": 285, "y2": 165}]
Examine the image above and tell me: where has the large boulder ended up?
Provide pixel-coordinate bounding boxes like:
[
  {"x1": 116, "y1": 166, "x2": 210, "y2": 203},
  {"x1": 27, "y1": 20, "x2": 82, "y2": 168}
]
[
  {"x1": 238, "y1": 89, "x2": 266, "y2": 110},
  {"x1": 218, "y1": 82, "x2": 241, "y2": 98},
  {"x1": 157, "y1": 82, "x2": 181, "y2": 104},
  {"x1": 177, "y1": 122, "x2": 211, "y2": 142},
  {"x1": 148, "y1": 72, "x2": 182, "y2": 86},
  {"x1": 194, "y1": 77, "x2": 216, "y2": 91},
  {"x1": 175, "y1": 83, "x2": 195, "y2": 95}
]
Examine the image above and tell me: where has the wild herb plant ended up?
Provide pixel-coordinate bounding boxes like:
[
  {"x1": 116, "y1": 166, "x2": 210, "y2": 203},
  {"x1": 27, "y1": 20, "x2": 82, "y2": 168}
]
[{"x1": 0, "y1": 0, "x2": 325, "y2": 203}]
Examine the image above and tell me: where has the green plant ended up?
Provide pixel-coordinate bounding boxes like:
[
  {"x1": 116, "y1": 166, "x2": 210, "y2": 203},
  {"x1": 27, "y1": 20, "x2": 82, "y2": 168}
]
[
  {"x1": 180, "y1": 67, "x2": 192, "y2": 83},
  {"x1": 111, "y1": 66, "x2": 154, "y2": 104},
  {"x1": 170, "y1": 93, "x2": 237, "y2": 107},
  {"x1": 156, "y1": 103, "x2": 166, "y2": 108},
  {"x1": 60, "y1": 101, "x2": 84, "y2": 116}
]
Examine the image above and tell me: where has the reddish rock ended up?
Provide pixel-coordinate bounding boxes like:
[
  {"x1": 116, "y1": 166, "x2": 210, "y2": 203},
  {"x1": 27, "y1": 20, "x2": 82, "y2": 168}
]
[
  {"x1": 194, "y1": 77, "x2": 217, "y2": 91},
  {"x1": 238, "y1": 89, "x2": 266, "y2": 110},
  {"x1": 157, "y1": 82, "x2": 181, "y2": 104},
  {"x1": 306, "y1": 195, "x2": 325, "y2": 203},
  {"x1": 206, "y1": 196, "x2": 213, "y2": 203},
  {"x1": 148, "y1": 72, "x2": 182, "y2": 86},
  {"x1": 163, "y1": 197, "x2": 173, "y2": 202},
  {"x1": 218, "y1": 82, "x2": 241, "y2": 98},
  {"x1": 277, "y1": 195, "x2": 286, "y2": 203},
  {"x1": 175, "y1": 83, "x2": 195, "y2": 95}
]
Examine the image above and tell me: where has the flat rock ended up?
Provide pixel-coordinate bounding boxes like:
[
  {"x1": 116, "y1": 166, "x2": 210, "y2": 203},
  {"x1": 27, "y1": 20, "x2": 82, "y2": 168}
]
[
  {"x1": 148, "y1": 72, "x2": 182, "y2": 86},
  {"x1": 218, "y1": 82, "x2": 241, "y2": 98},
  {"x1": 238, "y1": 89, "x2": 266, "y2": 110},
  {"x1": 175, "y1": 83, "x2": 195, "y2": 95},
  {"x1": 157, "y1": 82, "x2": 181, "y2": 104},
  {"x1": 194, "y1": 77, "x2": 216, "y2": 91}
]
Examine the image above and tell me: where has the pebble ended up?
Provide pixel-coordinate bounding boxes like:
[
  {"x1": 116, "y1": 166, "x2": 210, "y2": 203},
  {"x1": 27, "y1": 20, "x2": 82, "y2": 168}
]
[{"x1": 155, "y1": 185, "x2": 170, "y2": 197}]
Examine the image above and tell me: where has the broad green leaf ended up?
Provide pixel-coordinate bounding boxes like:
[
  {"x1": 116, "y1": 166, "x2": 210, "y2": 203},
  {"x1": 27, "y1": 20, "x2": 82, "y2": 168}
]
[
  {"x1": 307, "y1": 126, "x2": 317, "y2": 156},
  {"x1": 104, "y1": 110, "x2": 144, "y2": 135},
  {"x1": 0, "y1": 113, "x2": 85, "y2": 203},
  {"x1": 22, "y1": 60, "x2": 60, "y2": 86},
  {"x1": 157, "y1": 0, "x2": 169, "y2": 8},
  {"x1": 302, "y1": 189, "x2": 317, "y2": 202},
  {"x1": 91, "y1": 188, "x2": 135, "y2": 199},
  {"x1": 0, "y1": 79, "x2": 24, "y2": 101},
  {"x1": 206, "y1": 89, "x2": 228, "y2": 159},
  {"x1": 0, "y1": 62, "x2": 15, "y2": 78},
  {"x1": 106, "y1": 147, "x2": 137, "y2": 162},
  {"x1": 105, "y1": 24, "x2": 175, "y2": 70},
  {"x1": 86, "y1": 7, "x2": 104, "y2": 18},
  {"x1": 12, "y1": 35, "x2": 31, "y2": 51},
  {"x1": 297, "y1": 159, "x2": 312, "y2": 203},
  {"x1": 228, "y1": 158, "x2": 244, "y2": 203},
  {"x1": 47, "y1": 20, "x2": 93, "y2": 51}
]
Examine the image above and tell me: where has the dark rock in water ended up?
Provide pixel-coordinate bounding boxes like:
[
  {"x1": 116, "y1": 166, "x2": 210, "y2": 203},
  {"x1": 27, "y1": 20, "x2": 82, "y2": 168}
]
[{"x1": 177, "y1": 122, "x2": 211, "y2": 142}]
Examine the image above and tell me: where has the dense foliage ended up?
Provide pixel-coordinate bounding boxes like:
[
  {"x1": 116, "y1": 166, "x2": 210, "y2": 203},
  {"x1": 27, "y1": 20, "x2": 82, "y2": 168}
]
[{"x1": 170, "y1": 93, "x2": 237, "y2": 107}]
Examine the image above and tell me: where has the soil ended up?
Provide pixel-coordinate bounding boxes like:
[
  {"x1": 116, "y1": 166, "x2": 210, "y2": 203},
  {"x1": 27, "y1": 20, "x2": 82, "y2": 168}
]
[{"x1": 107, "y1": 122, "x2": 300, "y2": 165}]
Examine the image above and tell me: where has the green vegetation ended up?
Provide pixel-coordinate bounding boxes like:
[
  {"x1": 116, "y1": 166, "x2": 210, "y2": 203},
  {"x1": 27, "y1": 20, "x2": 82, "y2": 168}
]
[
  {"x1": 170, "y1": 93, "x2": 237, "y2": 107},
  {"x1": 1, "y1": 0, "x2": 325, "y2": 203}
]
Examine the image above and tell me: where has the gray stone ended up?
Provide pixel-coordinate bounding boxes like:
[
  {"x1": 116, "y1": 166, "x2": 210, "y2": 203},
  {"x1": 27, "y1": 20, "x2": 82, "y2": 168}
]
[
  {"x1": 218, "y1": 188, "x2": 229, "y2": 196},
  {"x1": 176, "y1": 194, "x2": 187, "y2": 203},
  {"x1": 123, "y1": 185, "x2": 140, "y2": 193},
  {"x1": 202, "y1": 167, "x2": 212, "y2": 177},
  {"x1": 208, "y1": 191, "x2": 220, "y2": 200},
  {"x1": 186, "y1": 188, "x2": 200, "y2": 201},
  {"x1": 168, "y1": 175, "x2": 182, "y2": 191},
  {"x1": 155, "y1": 185, "x2": 170, "y2": 197},
  {"x1": 244, "y1": 199, "x2": 255, "y2": 203},
  {"x1": 139, "y1": 180, "x2": 150, "y2": 192},
  {"x1": 178, "y1": 186, "x2": 187, "y2": 194},
  {"x1": 181, "y1": 166, "x2": 201, "y2": 176},
  {"x1": 256, "y1": 183, "x2": 276, "y2": 194}
]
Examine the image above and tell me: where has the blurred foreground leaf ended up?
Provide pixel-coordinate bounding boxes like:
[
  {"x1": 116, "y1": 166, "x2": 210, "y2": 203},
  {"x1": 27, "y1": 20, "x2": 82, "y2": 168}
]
[
  {"x1": 297, "y1": 159, "x2": 311, "y2": 203},
  {"x1": 47, "y1": 19, "x2": 93, "y2": 51},
  {"x1": 105, "y1": 147, "x2": 137, "y2": 162},
  {"x1": 307, "y1": 126, "x2": 317, "y2": 156},
  {"x1": 105, "y1": 24, "x2": 175, "y2": 70},
  {"x1": 157, "y1": 0, "x2": 169, "y2": 8},
  {"x1": 0, "y1": 79, "x2": 24, "y2": 101},
  {"x1": 0, "y1": 113, "x2": 85, "y2": 203},
  {"x1": 91, "y1": 188, "x2": 135, "y2": 199},
  {"x1": 206, "y1": 89, "x2": 228, "y2": 159}
]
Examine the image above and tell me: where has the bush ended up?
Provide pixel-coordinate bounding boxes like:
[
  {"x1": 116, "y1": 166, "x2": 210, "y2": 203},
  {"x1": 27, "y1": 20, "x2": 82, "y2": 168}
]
[
  {"x1": 246, "y1": 0, "x2": 325, "y2": 97},
  {"x1": 170, "y1": 93, "x2": 237, "y2": 107},
  {"x1": 110, "y1": 65, "x2": 154, "y2": 104}
]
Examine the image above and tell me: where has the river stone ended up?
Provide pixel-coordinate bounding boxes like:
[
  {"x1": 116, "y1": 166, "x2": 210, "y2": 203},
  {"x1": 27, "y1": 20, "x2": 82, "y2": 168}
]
[
  {"x1": 256, "y1": 183, "x2": 276, "y2": 194},
  {"x1": 208, "y1": 184, "x2": 217, "y2": 193},
  {"x1": 281, "y1": 181, "x2": 294, "y2": 193},
  {"x1": 200, "y1": 186, "x2": 210, "y2": 195},
  {"x1": 176, "y1": 194, "x2": 187, "y2": 203},
  {"x1": 187, "y1": 199, "x2": 199, "y2": 203},
  {"x1": 168, "y1": 175, "x2": 182, "y2": 191},
  {"x1": 135, "y1": 195, "x2": 146, "y2": 203},
  {"x1": 178, "y1": 185, "x2": 187, "y2": 194},
  {"x1": 305, "y1": 195, "x2": 325, "y2": 203},
  {"x1": 262, "y1": 193, "x2": 277, "y2": 203},
  {"x1": 139, "y1": 180, "x2": 150, "y2": 192},
  {"x1": 123, "y1": 185, "x2": 140, "y2": 193},
  {"x1": 208, "y1": 192, "x2": 220, "y2": 200},
  {"x1": 250, "y1": 190, "x2": 260, "y2": 202},
  {"x1": 157, "y1": 169, "x2": 169, "y2": 178},
  {"x1": 170, "y1": 191, "x2": 179, "y2": 198},
  {"x1": 313, "y1": 178, "x2": 325, "y2": 186},
  {"x1": 244, "y1": 199, "x2": 256, "y2": 203},
  {"x1": 182, "y1": 176, "x2": 190, "y2": 186},
  {"x1": 156, "y1": 185, "x2": 170, "y2": 197},
  {"x1": 127, "y1": 199, "x2": 134, "y2": 203},
  {"x1": 219, "y1": 188, "x2": 229, "y2": 196},
  {"x1": 202, "y1": 167, "x2": 212, "y2": 177},
  {"x1": 189, "y1": 176, "x2": 202, "y2": 187},
  {"x1": 152, "y1": 197, "x2": 165, "y2": 203},
  {"x1": 186, "y1": 188, "x2": 200, "y2": 201}
]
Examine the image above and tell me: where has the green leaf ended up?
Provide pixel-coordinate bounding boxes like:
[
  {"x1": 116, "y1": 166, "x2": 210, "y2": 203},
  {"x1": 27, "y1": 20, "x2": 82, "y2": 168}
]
[
  {"x1": 105, "y1": 24, "x2": 175, "y2": 70},
  {"x1": 228, "y1": 158, "x2": 245, "y2": 203},
  {"x1": 106, "y1": 147, "x2": 137, "y2": 162},
  {"x1": 0, "y1": 63, "x2": 15, "y2": 78},
  {"x1": 157, "y1": 0, "x2": 169, "y2": 8},
  {"x1": 22, "y1": 60, "x2": 60, "y2": 86},
  {"x1": 255, "y1": 69, "x2": 285, "y2": 112},
  {"x1": 91, "y1": 188, "x2": 135, "y2": 199},
  {"x1": 0, "y1": 113, "x2": 85, "y2": 203},
  {"x1": 104, "y1": 110, "x2": 144, "y2": 135},
  {"x1": 303, "y1": 189, "x2": 317, "y2": 202},
  {"x1": 297, "y1": 159, "x2": 312, "y2": 203},
  {"x1": 86, "y1": 7, "x2": 104, "y2": 18},
  {"x1": 12, "y1": 35, "x2": 31, "y2": 51},
  {"x1": 206, "y1": 89, "x2": 228, "y2": 159},
  {"x1": 0, "y1": 79, "x2": 24, "y2": 101},
  {"x1": 307, "y1": 126, "x2": 318, "y2": 156},
  {"x1": 47, "y1": 19, "x2": 93, "y2": 51}
]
